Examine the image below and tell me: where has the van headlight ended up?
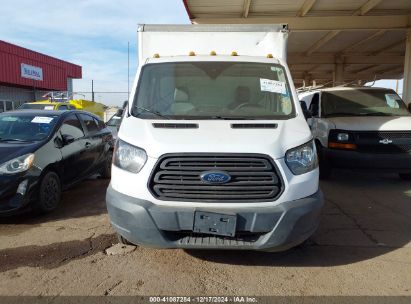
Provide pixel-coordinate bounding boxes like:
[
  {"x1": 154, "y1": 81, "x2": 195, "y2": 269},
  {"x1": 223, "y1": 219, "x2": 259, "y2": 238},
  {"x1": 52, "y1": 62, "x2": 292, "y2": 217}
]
[
  {"x1": 113, "y1": 139, "x2": 147, "y2": 173},
  {"x1": 0, "y1": 154, "x2": 35, "y2": 175},
  {"x1": 285, "y1": 140, "x2": 318, "y2": 175}
]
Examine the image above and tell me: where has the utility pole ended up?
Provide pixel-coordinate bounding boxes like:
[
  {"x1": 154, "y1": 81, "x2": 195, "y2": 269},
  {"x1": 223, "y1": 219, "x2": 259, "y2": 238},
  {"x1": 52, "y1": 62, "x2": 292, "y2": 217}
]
[
  {"x1": 128, "y1": 41, "x2": 130, "y2": 102},
  {"x1": 92, "y1": 80, "x2": 95, "y2": 102}
]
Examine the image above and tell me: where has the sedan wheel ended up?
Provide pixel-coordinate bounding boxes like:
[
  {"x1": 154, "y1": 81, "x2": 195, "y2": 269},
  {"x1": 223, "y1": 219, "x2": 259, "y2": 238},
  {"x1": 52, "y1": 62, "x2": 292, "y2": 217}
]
[{"x1": 36, "y1": 171, "x2": 61, "y2": 213}]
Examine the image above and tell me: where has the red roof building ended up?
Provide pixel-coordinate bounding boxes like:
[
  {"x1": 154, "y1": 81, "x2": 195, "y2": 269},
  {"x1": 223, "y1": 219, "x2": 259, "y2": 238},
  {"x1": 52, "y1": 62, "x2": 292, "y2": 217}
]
[{"x1": 0, "y1": 40, "x2": 82, "y2": 111}]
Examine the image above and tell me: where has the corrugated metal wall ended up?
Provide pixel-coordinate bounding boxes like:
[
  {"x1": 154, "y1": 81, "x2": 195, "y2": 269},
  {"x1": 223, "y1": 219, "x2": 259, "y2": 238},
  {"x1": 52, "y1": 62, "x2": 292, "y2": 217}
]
[
  {"x1": 0, "y1": 40, "x2": 82, "y2": 91},
  {"x1": 0, "y1": 84, "x2": 49, "y2": 102}
]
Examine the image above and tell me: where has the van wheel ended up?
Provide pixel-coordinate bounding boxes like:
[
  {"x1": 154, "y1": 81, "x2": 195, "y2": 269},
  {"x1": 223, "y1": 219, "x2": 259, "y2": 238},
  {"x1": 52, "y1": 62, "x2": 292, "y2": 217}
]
[
  {"x1": 100, "y1": 151, "x2": 112, "y2": 179},
  {"x1": 316, "y1": 143, "x2": 332, "y2": 180},
  {"x1": 399, "y1": 173, "x2": 411, "y2": 180},
  {"x1": 35, "y1": 171, "x2": 61, "y2": 213},
  {"x1": 117, "y1": 233, "x2": 135, "y2": 246}
]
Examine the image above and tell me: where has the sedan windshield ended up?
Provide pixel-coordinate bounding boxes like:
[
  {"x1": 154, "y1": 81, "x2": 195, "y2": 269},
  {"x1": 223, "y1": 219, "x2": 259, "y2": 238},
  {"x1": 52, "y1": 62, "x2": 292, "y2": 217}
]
[
  {"x1": 0, "y1": 114, "x2": 58, "y2": 142},
  {"x1": 131, "y1": 62, "x2": 295, "y2": 120},
  {"x1": 322, "y1": 89, "x2": 409, "y2": 117}
]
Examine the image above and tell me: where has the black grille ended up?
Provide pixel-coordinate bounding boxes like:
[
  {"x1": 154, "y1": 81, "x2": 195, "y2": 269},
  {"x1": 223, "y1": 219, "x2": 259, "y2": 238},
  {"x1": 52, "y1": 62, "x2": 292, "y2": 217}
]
[
  {"x1": 152, "y1": 123, "x2": 198, "y2": 129},
  {"x1": 355, "y1": 131, "x2": 411, "y2": 154},
  {"x1": 231, "y1": 123, "x2": 278, "y2": 129},
  {"x1": 149, "y1": 154, "x2": 282, "y2": 202}
]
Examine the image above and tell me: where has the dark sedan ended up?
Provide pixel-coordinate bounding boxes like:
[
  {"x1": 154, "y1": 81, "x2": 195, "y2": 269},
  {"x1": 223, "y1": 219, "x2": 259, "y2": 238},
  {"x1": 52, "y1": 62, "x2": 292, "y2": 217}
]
[{"x1": 0, "y1": 110, "x2": 113, "y2": 216}]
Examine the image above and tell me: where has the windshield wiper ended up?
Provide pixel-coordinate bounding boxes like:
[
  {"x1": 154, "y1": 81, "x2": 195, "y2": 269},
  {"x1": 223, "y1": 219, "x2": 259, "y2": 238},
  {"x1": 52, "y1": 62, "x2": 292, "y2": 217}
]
[
  {"x1": 327, "y1": 112, "x2": 395, "y2": 117},
  {"x1": 325, "y1": 112, "x2": 359, "y2": 117},
  {"x1": 135, "y1": 107, "x2": 171, "y2": 120},
  {"x1": 358, "y1": 112, "x2": 393, "y2": 116},
  {"x1": 206, "y1": 116, "x2": 257, "y2": 120},
  {"x1": 0, "y1": 138, "x2": 31, "y2": 142}
]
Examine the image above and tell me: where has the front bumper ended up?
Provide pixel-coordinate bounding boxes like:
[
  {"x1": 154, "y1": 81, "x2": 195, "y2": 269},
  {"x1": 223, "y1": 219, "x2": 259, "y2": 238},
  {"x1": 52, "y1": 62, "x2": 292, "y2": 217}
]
[
  {"x1": 0, "y1": 174, "x2": 38, "y2": 216},
  {"x1": 324, "y1": 148, "x2": 411, "y2": 172},
  {"x1": 106, "y1": 186, "x2": 324, "y2": 251}
]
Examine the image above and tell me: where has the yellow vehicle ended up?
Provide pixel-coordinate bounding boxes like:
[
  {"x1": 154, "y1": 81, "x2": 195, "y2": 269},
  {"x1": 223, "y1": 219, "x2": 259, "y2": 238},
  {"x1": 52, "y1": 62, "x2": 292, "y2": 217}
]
[
  {"x1": 19, "y1": 99, "x2": 105, "y2": 119},
  {"x1": 19, "y1": 101, "x2": 76, "y2": 111},
  {"x1": 69, "y1": 99, "x2": 105, "y2": 119}
]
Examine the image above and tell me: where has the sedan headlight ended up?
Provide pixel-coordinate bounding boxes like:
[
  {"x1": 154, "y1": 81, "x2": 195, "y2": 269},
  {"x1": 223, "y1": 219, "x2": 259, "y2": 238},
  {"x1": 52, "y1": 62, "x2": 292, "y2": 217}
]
[
  {"x1": 113, "y1": 139, "x2": 147, "y2": 173},
  {"x1": 285, "y1": 140, "x2": 318, "y2": 175},
  {"x1": 0, "y1": 154, "x2": 35, "y2": 175}
]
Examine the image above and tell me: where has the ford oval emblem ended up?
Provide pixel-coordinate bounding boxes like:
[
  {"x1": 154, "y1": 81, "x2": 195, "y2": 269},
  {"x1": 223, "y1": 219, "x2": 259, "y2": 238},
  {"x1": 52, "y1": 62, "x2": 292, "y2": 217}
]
[{"x1": 200, "y1": 171, "x2": 231, "y2": 184}]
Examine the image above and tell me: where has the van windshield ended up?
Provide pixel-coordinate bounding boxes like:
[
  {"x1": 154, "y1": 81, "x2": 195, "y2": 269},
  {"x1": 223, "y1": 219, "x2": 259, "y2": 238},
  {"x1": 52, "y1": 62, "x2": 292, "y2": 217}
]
[
  {"x1": 322, "y1": 89, "x2": 409, "y2": 117},
  {"x1": 132, "y1": 62, "x2": 295, "y2": 120}
]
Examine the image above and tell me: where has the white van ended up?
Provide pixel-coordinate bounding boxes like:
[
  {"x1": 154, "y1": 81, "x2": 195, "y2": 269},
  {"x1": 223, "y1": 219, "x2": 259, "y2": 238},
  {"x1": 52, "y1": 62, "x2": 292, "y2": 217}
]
[
  {"x1": 106, "y1": 24, "x2": 323, "y2": 251},
  {"x1": 299, "y1": 86, "x2": 411, "y2": 179}
]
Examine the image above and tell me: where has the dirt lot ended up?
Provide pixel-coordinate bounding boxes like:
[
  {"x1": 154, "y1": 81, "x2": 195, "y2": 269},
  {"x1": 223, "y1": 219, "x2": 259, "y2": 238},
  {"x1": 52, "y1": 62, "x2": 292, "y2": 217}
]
[{"x1": 0, "y1": 171, "x2": 410, "y2": 296}]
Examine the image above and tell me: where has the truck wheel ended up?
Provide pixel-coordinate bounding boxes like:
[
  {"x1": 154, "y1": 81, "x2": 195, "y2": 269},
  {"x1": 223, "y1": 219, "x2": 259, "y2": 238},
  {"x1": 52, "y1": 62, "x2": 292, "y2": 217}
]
[
  {"x1": 35, "y1": 171, "x2": 61, "y2": 213},
  {"x1": 399, "y1": 173, "x2": 411, "y2": 180},
  {"x1": 117, "y1": 233, "x2": 135, "y2": 246},
  {"x1": 100, "y1": 152, "x2": 112, "y2": 179},
  {"x1": 316, "y1": 143, "x2": 332, "y2": 180}
]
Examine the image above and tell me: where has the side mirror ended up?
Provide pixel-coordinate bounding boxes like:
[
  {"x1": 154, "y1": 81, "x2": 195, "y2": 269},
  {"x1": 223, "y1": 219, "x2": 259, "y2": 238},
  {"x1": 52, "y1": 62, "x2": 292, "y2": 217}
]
[
  {"x1": 54, "y1": 137, "x2": 64, "y2": 149},
  {"x1": 62, "y1": 134, "x2": 75, "y2": 145},
  {"x1": 122, "y1": 101, "x2": 128, "y2": 109},
  {"x1": 115, "y1": 108, "x2": 124, "y2": 117},
  {"x1": 300, "y1": 100, "x2": 312, "y2": 119}
]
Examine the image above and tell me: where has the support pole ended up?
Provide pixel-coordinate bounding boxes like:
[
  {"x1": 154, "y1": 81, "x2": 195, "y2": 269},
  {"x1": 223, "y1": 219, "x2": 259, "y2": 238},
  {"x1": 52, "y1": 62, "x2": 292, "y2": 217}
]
[
  {"x1": 333, "y1": 62, "x2": 344, "y2": 86},
  {"x1": 402, "y1": 30, "x2": 411, "y2": 104},
  {"x1": 92, "y1": 80, "x2": 95, "y2": 102}
]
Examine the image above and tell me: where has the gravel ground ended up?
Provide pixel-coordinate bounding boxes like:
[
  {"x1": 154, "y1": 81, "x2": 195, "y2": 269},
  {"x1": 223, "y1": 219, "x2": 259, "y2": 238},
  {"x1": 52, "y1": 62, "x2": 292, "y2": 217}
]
[{"x1": 0, "y1": 171, "x2": 410, "y2": 296}]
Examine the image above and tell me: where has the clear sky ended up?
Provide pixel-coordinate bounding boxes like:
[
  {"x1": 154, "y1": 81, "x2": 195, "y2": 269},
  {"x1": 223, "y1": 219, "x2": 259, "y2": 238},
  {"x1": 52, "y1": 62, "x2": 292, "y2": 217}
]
[
  {"x1": 0, "y1": 0, "x2": 404, "y2": 106},
  {"x1": 1, "y1": 0, "x2": 190, "y2": 106}
]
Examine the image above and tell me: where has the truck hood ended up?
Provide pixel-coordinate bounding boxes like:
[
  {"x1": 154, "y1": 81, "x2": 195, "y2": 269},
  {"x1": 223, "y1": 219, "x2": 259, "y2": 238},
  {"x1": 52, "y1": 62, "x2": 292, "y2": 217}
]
[
  {"x1": 118, "y1": 117, "x2": 311, "y2": 159},
  {"x1": 327, "y1": 116, "x2": 411, "y2": 131}
]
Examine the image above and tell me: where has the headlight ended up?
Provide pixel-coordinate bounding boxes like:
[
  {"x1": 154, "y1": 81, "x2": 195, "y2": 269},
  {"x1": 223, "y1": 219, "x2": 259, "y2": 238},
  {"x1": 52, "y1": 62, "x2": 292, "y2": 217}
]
[
  {"x1": 0, "y1": 154, "x2": 35, "y2": 175},
  {"x1": 113, "y1": 139, "x2": 147, "y2": 173},
  {"x1": 285, "y1": 140, "x2": 318, "y2": 175},
  {"x1": 328, "y1": 130, "x2": 357, "y2": 150},
  {"x1": 337, "y1": 133, "x2": 349, "y2": 141}
]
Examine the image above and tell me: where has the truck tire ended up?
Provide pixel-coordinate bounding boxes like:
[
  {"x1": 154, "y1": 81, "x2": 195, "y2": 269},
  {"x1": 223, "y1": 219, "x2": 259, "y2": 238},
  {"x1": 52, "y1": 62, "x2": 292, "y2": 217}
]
[
  {"x1": 399, "y1": 173, "x2": 411, "y2": 180},
  {"x1": 35, "y1": 171, "x2": 61, "y2": 213},
  {"x1": 316, "y1": 143, "x2": 332, "y2": 180}
]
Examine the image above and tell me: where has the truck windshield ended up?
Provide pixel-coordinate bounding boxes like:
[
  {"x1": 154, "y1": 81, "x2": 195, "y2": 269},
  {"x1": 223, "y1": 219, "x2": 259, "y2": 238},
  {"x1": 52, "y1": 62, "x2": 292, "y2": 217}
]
[
  {"x1": 132, "y1": 62, "x2": 295, "y2": 120},
  {"x1": 322, "y1": 89, "x2": 409, "y2": 117}
]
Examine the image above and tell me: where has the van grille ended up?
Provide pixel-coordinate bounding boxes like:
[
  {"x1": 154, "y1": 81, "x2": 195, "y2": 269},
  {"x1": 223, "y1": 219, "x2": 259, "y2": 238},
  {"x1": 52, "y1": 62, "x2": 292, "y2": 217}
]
[
  {"x1": 355, "y1": 131, "x2": 411, "y2": 154},
  {"x1": 231, "y1": 123, "x2": 278, "y2": 129},
  {"x1": 148, "y1": 154, "x2": 282, "y2": 202}
]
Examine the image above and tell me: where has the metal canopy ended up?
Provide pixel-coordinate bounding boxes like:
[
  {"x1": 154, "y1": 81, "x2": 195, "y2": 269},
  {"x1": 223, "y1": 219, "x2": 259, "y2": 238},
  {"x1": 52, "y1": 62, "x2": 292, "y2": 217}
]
[{"x1": 182, "y1": 0, "x2": 411, "y2": 88}]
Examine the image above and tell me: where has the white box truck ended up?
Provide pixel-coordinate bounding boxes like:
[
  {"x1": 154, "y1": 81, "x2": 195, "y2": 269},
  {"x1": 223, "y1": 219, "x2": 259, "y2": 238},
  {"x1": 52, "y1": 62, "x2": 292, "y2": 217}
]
[{"x1": 106, "y1": 24, "x2": 323, "y2": 251}]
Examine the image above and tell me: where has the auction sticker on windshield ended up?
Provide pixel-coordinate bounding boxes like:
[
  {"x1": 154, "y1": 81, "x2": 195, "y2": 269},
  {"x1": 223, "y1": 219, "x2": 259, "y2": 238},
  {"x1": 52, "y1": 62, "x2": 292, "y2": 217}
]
[
  {"x1": 31, "y1": 117, "x2": 54, "y2": 124},
  {"x1": 260, "y1": 78, "x2": 286, "y2": 94}
]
